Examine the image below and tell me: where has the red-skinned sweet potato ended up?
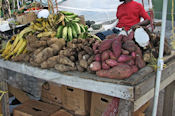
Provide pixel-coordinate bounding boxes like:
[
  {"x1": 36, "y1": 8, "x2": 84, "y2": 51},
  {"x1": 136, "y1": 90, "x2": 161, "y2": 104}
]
[
  {"x1": 131, "y1": 52, "x2": 136, "y2": 59},
  {"x1": 99, "y1": 39, "x2": 114, "y2": 53},
  {"x1": 118, "y1": 55, "x2": 132, "y2": 63},
  {"x1": 122, "y1": 40, "x2": 136, "y2": 52},
  {"x1": 130, "y1": 65, "x2": 139, "y2": 73},
  {"x1": 121, "y1": 49, "x2": 129, "y2": 55},
  {"x1": 93, "y1": 41, "x2": 100, "y2": 54},
  {"x1": 94, "y1": 54, "x2": 101, "y2": 61},
  {"x1": 96, "y1": 64, "x2": 133, "y2": 79},
  {"x1": 135, "y1": 46, "x2": 145, "y2": 69},
  {"x1": 101, "y1": 50, "x2": 110, "y2": 61},
  {"x1": 90, "y1": 61, "x2": 101, "y2": 71},
  {"x1": 102, "y1": 62, "x2": 110, "y2": 70},
  {"x1": 126, "y1": 59, "x2": 135, "y2": 66},
  {"x1": 112, "y1": 39, "x2": 122, "y2": 58},
  {"x1": 128, "y1": 31, "x2": 134, "y2": 40},
  {"x1": 106, "y1": 59, "x2": 118, "y2": 67},
  {"x1": 109, "y1": 51, "x2": 117, "y2": 60}
]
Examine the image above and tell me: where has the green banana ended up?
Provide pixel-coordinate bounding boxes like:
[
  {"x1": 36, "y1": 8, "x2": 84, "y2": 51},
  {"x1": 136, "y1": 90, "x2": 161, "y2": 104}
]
[
  {"x1": 56, "y1": 25, "x2": 64, "y2": 38},
  {"x1": 62, "y1": 26, "x2": 68, "y2": 40},
  {"x1": 72, "y1": 17, "x2": 80, "y2": 23},
  {"x1": 66, "y1": 14, "x2": 78, "y2": 20},
  {"x1": 60, "y1": 11, "x2": 74, "y2": 15},
  {"x1": 73, "y1": 23, "x2": 81, "y2": 34},
  {"x1": 71, "y1": 24, "x2": 78, "y2": 38},
  {"x1": 68, "y1": 26, "x2": 73, "y2": 41},
  {"x1": 80, "y1": 24, "x2": 86, "y2": 33}
]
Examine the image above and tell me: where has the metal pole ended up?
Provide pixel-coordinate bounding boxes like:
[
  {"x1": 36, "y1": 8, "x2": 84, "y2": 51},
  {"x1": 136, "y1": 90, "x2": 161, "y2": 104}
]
[{"x1": 152, "y1": 0, "x2": 168, "y2": 116}]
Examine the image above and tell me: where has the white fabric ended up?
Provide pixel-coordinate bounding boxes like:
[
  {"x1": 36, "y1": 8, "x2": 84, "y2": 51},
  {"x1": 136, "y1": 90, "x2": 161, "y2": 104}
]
[{"x1": 36, "y1": 0, "x2": 152, "y2": 22}]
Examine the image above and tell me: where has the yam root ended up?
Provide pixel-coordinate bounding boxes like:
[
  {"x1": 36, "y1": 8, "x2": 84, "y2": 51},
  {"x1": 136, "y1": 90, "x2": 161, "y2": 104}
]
[
  {"x1": 33, "y1": 47, "x2": 45, "y2": 57},
  {"x1": 57, "y1": 55, "x2": 75, "y2": 67},
  {"x1": 30, "y1": 41, "x2": 47, "y2": 48},
  {"x1": 76, "y1": 62, "x2": 85, "y2": 72},
  {"x1": 47, "y1": 38, "x2": 65, "y2": 46},
  {"x1": 79, "y1": 59, "x2": 88, "y2": 69},
  {"x1": 78, "y1": 51, "x2": 86, "y2": 60},
  {"x1": 87, "y1": 56, "x2": 94, "y2": 65},
  {"x1": 83, "y1": 46, "x2": 93, "y2": 55},
  {"x1": 55, "y1": 64, "x2": 76, "y2": 72},
  {"x1": 69, "y1": 56, "x2": 76, "y2": 62},
  {"x1": 34, "y1": 47, "x2": 54, "y2": 64},
  {"x1": 41, "y1": 56, "x2": 58, "y2": 69},
  {"x1": 83, "y1": 54, "x2": 90, "y2": 60},
  {"x1": 59, "y1": 48, "x2": 76, "y2": 57},
  {"x1": 96, "y1": 64, "x2": 133, "y2": 79}
]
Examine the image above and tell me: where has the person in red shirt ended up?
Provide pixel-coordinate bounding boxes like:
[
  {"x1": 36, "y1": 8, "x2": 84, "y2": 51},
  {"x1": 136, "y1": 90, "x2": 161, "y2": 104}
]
[{"x1": 116, "y1": 0, "x2": 151, "y2": 31}]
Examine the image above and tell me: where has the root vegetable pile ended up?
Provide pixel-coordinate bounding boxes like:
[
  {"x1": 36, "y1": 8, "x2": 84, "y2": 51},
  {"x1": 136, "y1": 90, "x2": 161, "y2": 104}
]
[{"x1": 90, "y1": 34, "x2": 145, "y2": 79}]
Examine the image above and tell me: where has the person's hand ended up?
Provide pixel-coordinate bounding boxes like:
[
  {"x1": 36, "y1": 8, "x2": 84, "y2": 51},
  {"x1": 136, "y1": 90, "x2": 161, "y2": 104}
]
[{"x1": 131, "y1": 24, "x2": 140, "y2": 30}]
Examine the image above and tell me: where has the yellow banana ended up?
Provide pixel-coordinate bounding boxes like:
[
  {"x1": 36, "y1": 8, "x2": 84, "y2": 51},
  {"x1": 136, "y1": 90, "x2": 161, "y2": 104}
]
[
  {"x1": 37, "y1": 32, "x2": 53, "y2": 38},
  {"x1": 10, "y1": 35, "x2": 20, "y2": 52},
  {"x1": 16, "y1": 39, "x2": 27, "y2": 56},
  {"x1": 56, "y1": 13, "x2": 65, "y2": 25}
]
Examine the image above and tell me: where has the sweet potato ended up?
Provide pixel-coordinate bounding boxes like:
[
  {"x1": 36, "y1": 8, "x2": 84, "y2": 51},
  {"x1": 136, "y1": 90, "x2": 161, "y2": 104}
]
[
  {"x1": 90, "y1": 61, "x2": 101, "y2": 71},
  {"x1": 96, "y1": 64, "x2": 133, "y2": 79},
  {"x1": 121, "y1": 49, "x2": 129, "y2": 55},
  {"x1": 55, "y1": 64, "x2": 76, "y2": 72},
  {"x1": 122, "y1": 35, "x2": 128, "y2": 42},
  {"x1": 128, "y1": 31, "x2": 134, "y2": 40},
  {"x1": 131, "y1": 52, "x2": 136, "y2": 59},
  {"x1": 122, "y1": 40, "x2": 136, "y2": 52},
  {"x1": 126, "y1": 59, "x2": 135, "y2": 66},
  {"x1": 130, "y1": 65, "x2": 138, "y2": 73},
  {"x1": 112, "y1": 39, "x2": 121, "y2": 58},
  {"x1": 105, "y1": 34, "x2": 118, "y2": 39},
  {"x1": 105, "y1": 59, "x2": 118, "y2": 67},
  {"x1": 102, "y1": 62, "x2": 110, "y2": 70},
  {"x1": 93, "y1": 41, "x2": 100, "y2": 54},
  {"x1": 135, "y1": 54, "x2": 145, "y2": 69},
  {"x1": 57, "y1": 55, "x2": 75, "y2": 67},
  {"x1": 99, "y1": 39, "x2": 114, "y2": 52},
  {"x1": 101, "y1": 50, "x2": 110, "y2": 61},
  {"x1": 109, "y1": 51, "x2": 117, "y2": 60},
  {"x1": 94, "y1": 54, "x2": 101, "y2": 61},
  {"x1": 118, "y1": 55, "x2": 132, "y2": 63}
]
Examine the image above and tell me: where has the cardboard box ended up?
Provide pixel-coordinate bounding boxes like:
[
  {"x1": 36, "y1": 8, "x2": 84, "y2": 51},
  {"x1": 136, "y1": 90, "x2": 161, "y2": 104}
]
[
  {"x1": 16, "y1": 12, "x2": 36, "y2": 25},
  {"x1": 62, "y1": 86, "x2": 91, "y2": 116},
  {"x1": 13, "y1": 100, "x2": 60, "y2": 116},
  {"x1": 51, "y1": 109, "x2": 73, "y2": 116},
  {"x1": 41, "y1": 82, "x2": 62, "y2": 106},
  {"x1": 90, "y1": 93, "x2": 119, "y2": 116}
]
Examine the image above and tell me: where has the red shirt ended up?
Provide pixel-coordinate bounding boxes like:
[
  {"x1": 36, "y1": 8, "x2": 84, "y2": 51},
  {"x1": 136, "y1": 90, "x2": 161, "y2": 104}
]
[{"x1": 116, "y1": 0, "x2": 151, "y2": 31}]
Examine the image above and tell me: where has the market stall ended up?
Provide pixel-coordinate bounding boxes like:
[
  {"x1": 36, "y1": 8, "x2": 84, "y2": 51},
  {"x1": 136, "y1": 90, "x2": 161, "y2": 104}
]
[{"x1": 0, "y1": 0, "x2": 174, "y2": 116}]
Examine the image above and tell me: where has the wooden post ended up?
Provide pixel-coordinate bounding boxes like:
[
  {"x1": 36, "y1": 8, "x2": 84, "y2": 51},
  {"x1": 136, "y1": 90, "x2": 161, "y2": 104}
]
[
  {"x1": 163, "y1": 81, "x2": 175, "y2": 116},
  {"x1": 2, "y1": 0, "x2": 11, "y2": 18},
  {"x1": 0, "y1": 81, "x2": 10, "y2": 116}
]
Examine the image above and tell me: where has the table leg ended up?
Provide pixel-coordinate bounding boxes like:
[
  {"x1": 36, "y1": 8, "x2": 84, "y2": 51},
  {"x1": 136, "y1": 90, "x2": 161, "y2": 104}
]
[
  {"x1": 118, "y1": 99, "x2": 134, "y2": 116},
  {"x1": 0, "y1": 81, "x2": 10, "y2": 116},
  {"x1": 163, "y1": 81, "x2": 175, "y2": 116}
]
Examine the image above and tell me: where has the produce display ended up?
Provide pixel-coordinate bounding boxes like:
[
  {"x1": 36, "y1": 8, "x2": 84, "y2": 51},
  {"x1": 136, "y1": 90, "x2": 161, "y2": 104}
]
[{"x1": 89, "y1": 33, "x2": 145, "y2": 79}]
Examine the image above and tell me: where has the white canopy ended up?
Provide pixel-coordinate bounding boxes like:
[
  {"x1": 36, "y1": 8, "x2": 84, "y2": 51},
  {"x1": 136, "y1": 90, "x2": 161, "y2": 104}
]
[{"x1": 37, "y1": 0, "x2": 152, "y2": 22}]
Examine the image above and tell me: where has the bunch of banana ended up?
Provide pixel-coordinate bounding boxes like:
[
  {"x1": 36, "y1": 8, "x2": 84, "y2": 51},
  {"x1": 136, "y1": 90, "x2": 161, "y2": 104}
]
[
  {"x1": 56, "y1": 21, "x2": 88, "y2": 41},
  {"x1": 60, "y1": 11, "x2": 81, "y2": 24},
  {"x1": 0, "y1": 27, "x2": 31, "y2": 60}
]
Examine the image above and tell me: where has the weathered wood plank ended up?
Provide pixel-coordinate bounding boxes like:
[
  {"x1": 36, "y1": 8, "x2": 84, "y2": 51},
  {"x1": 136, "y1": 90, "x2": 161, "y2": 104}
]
[
  {"x1": 134, "y1": 72, "x2": 175, "y2": 111},
  {"x1": 118, "y1": 99, "x2": 134, "y2": 116},
  {"x1": 0, "y1": 81, "x2": 10, "y2": 116},
  {"x1": 162, "y1": 81, "x2": 175, "y2": 116},
  {"x1": 0, "y1": 60, "x2": 134, "y2": 100},
  {"x1": 134, "y1": 59, "x2": 175, "y2": 100}
]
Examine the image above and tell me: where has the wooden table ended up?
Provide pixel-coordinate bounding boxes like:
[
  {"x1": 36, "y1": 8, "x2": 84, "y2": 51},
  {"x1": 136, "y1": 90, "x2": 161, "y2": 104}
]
[{"x1": 0, "y1": 52, "x2": 175, "y2": 116}]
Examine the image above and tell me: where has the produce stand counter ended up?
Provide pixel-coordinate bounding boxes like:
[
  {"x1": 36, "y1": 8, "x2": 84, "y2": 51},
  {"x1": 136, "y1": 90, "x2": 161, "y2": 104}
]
[{"x1": 0, "y1": 52, "x2": 175, "y2": 116}]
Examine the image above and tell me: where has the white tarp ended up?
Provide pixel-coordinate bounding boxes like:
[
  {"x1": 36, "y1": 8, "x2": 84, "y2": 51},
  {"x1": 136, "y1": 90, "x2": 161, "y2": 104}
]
[{"x1": 37, "y1": 0, "x2": 152, "y2": 22}]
